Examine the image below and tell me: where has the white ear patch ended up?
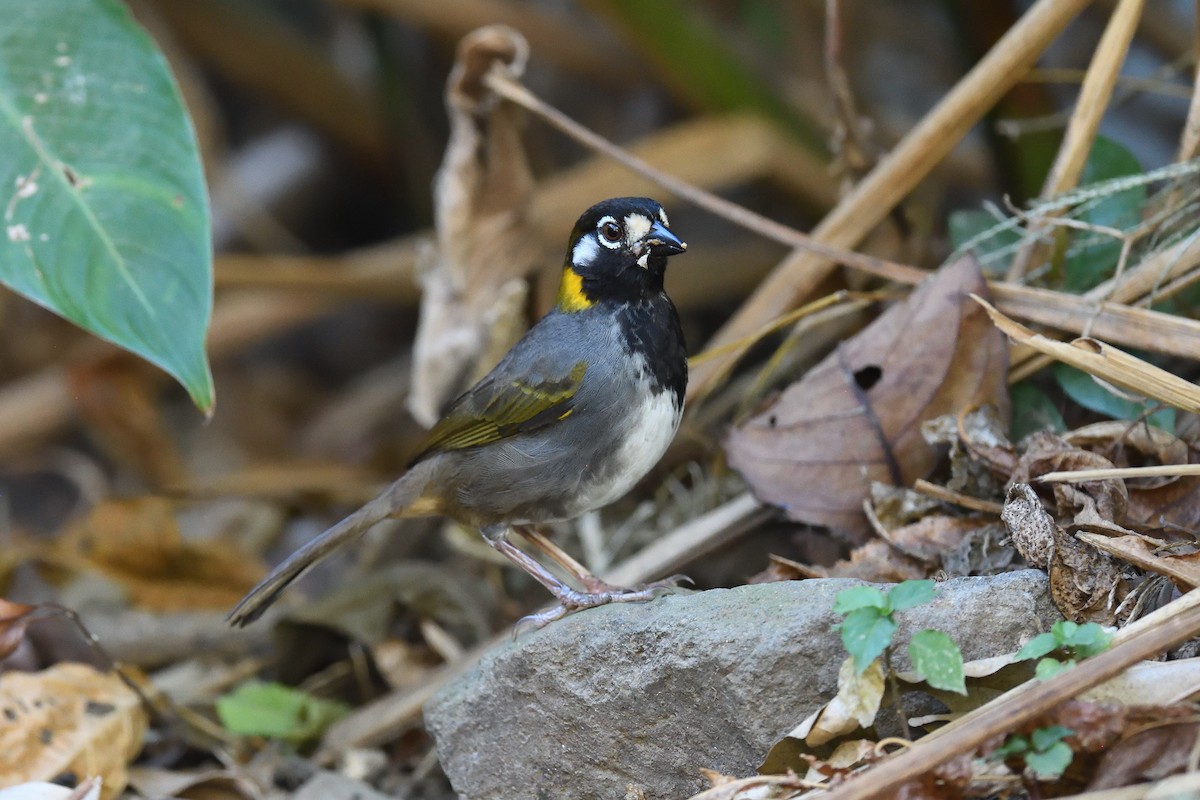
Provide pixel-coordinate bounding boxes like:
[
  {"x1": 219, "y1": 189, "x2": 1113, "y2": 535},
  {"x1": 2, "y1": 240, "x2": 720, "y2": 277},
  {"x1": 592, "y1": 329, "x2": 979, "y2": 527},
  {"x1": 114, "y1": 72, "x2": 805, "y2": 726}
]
[
  {"x1": 623, "y1": 213, "x2": 652, "y2": 245},
  {"x1": 658, "y1": 207, "x2": 669, "y2": 227},
  {"x1": 573, "y1": 234, "x2": 601, "y2": 265}
]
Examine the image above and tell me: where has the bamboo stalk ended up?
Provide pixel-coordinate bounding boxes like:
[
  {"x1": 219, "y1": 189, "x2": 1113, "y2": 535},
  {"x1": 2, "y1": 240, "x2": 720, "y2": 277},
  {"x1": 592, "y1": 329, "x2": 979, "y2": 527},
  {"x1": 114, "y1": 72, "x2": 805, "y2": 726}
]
[{"x1": 685, "y1": 0, "x2": 1094, "y2": 402}]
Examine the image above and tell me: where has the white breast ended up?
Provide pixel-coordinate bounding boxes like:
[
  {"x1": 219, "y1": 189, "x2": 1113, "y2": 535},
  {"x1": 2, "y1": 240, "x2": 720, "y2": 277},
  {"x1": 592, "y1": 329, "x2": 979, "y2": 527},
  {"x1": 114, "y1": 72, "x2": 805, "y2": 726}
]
[{"x1": 574, "y1": 384, "x2": 682, "y2": 514}]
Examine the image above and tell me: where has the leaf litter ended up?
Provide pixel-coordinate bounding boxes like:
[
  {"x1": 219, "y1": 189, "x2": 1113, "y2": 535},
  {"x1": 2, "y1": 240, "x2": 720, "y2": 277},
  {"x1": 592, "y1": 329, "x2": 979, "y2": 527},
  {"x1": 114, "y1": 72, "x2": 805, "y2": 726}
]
[{"x1": 6, "y1": 8, "x2": 1200, "y2": 800}]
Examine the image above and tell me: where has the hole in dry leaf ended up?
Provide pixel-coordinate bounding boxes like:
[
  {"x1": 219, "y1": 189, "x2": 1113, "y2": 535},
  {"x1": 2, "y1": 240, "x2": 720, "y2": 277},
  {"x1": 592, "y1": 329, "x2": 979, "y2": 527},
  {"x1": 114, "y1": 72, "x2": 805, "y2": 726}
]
[
  {"x1": 51, "y1": 771, "x2": 77, "y2": 787},
  {"x1": 854, "y1": 365, "x2": 882, "y2": 391}
]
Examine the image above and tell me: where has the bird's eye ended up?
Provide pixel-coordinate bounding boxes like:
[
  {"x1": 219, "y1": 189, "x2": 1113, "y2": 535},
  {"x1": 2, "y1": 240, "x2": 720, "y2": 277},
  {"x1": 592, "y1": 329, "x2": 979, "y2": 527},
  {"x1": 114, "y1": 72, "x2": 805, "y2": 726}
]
[{"x1": 599, "y1": 220, "x2": 621, "y2": 243}]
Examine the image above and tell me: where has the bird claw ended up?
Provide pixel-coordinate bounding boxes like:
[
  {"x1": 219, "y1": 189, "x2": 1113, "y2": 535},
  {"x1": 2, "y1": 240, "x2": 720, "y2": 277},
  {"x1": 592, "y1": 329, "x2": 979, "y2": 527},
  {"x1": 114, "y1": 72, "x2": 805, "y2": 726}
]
[{"x1": 513, "y1": 574, "x2": 694, "y2": 634}]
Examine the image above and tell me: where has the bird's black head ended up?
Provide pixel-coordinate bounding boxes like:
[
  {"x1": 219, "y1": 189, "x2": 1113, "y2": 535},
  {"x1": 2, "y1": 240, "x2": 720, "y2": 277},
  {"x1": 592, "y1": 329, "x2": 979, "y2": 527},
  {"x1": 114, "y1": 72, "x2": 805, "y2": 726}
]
[{"x1": 556, "y1": 197, "x2": 686, "y2": 312}]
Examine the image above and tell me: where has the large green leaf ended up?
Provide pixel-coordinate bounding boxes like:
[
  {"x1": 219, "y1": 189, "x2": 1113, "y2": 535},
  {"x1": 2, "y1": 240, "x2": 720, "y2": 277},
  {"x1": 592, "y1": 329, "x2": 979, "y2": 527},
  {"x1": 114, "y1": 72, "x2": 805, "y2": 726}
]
[
  {"x1": 0, "y1": 0, "x2": 213, "y2": 411},
  {"x1": 1063, "y1": 136, "x2": 1145, "y2": 292}
]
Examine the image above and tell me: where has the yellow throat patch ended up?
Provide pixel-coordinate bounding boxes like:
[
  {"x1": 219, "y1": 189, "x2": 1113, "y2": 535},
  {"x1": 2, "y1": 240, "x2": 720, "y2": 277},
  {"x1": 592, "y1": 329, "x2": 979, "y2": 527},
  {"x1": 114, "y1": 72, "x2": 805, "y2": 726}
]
[{"x1": 556, "y1": 267, "x2": 594, "y2": 312}]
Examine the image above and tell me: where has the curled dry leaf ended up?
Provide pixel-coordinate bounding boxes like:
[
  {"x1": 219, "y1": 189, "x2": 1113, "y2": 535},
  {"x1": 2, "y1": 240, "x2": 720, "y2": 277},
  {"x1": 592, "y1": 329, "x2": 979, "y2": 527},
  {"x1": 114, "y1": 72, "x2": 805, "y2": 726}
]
[
  {"x1": 409, "y1": 25, "x2": 540, "y2": 426},
  {"x1": 1001, "y1": 484, "x2": 1127, "y2": 623},
  {"x1": 1000, "y1": 484, "x2": 1056, "y2": 570},
  {"x1": 49, "y1": 498, "x2": 266, "y2": 611},
  {"x1": 1012, "y1": 432, "x2": 1128, "y2": 524},
  {"x1": 726, "y1": 256, "x2": 1009, "y2": 538},
  {"x1": 758, "y1": 659, "x2": 885, "y2": 784},
  {"x1": 811, "y1": 516, "x2": 988, "y2": 582},
  {"x1": 0, "y1": 663, "x2": 146, "y2": 800},
  {"x1": 921, "y1": 405, "x2": 1014, "y2": 498},
  {"x1": 1065, "y1": 422, "x2": 1200, "y2": 531},
  {"x1": 795, "y1": 657, "x2": 886, "y2": 747}
]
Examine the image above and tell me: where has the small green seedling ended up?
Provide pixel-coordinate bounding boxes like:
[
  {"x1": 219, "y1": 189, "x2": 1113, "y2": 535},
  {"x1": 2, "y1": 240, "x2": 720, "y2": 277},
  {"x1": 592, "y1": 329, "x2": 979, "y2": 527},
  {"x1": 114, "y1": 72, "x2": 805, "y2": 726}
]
[
  {"x1": 833, "y1": 579, "x2": 965, "y2": 694},
  {"x1": 216, "y1": 681, "x2": 350, "y2": 744},
  {"x1": 993, "y1": 725, "x2": 1075, "y2": 779},
  {"x1": 1016, "y1": 620, "x2": 1112, "y2": 680}
]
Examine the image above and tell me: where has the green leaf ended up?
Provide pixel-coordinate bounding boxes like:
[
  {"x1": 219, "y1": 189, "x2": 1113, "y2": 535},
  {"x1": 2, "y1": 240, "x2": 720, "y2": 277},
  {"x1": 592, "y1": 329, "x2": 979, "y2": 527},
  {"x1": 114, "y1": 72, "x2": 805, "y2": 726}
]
[
  {"x1": 1035, "y1": 657, "x2": 1073, "y2": 681},
  {"x1": 1054, "y1": 364, "x2": 1174, "y2": 432},
  {"x1": 1031, "y1": 725, "x2": 1073, "y2": 751},
  {"x1": 948, "y1": 209, "x2": 1023, "y2": 274},
  {"x1": 0, "y1": 0, "x2": 214, "y2": 411},
  {"x1": 992, "y1": 734, "x2": 1029, "y2": 759},
  {"x1": 1059, "y1": 621, "x2": 1113, "y2": 657},
  {"x1": 887, "y1": 580, "x2": 937, "y2": 612},
  {"x1": 216, "y1": 681, "x2": 349, "y2": 744},
  {"x1": 1063, "y1": 136, "x2": 1146, "y2": 292},
  {"x1": 1025, "y1": 740, "x2": 1074, "y2": 778},
  {"x1": 908, "y1": 629, "x2": 966, "y2": 695},
  {"x1": 1016, "y1": 632, "x2": 1061, "y2": 662},
  {"x1": 833, "y1": 585, "x2": 889, "y2": 615},
  {"x1": 1052, "y1": 620, "x2": 1078, "y2": 640},
  {"x1": 839, "y1": 607, "x2": 896, "y2": 674},
  {"x1": 1010, "y1": 382, "x2": 1066, "y2": 441}
]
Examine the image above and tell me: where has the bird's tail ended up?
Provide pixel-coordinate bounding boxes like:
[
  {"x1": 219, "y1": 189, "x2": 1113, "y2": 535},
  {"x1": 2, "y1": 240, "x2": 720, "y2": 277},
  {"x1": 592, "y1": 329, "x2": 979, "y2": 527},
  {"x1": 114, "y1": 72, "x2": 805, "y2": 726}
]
[{"x1": 227, "y1": 461, "x2": 438, "y2": 627}]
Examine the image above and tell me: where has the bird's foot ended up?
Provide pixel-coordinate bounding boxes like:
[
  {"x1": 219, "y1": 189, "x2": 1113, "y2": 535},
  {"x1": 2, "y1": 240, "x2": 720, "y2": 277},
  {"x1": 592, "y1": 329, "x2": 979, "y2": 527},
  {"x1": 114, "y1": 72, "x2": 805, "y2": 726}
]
[{"x1": 515, "y1": 574, "x2": 694, "y2": 631}]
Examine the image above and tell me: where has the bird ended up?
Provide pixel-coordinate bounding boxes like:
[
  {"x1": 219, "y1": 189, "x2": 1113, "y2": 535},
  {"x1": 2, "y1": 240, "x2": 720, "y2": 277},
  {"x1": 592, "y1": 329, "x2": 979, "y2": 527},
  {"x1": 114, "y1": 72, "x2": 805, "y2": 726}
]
[{"x1": 228, "y1": 197, "x2": 689, "y2": 629}]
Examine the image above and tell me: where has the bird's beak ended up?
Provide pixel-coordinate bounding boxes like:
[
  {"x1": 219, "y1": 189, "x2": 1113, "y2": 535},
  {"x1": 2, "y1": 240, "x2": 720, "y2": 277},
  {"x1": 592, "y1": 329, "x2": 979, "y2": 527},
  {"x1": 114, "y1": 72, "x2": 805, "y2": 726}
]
[{"x1": 644, "y1": 221, "x2": 687, "y2": 257}]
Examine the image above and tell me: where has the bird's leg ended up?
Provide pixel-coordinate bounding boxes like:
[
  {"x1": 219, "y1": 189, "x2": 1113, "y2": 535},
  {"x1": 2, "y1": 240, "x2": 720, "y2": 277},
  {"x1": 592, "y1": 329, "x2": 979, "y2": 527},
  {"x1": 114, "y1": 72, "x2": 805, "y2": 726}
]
[
  {"x1": 514, "y1": 525, "x2": 692, "y2": 596},
  {"x1": 480, "y1": 524, "x2": 578, "y2": 598},
  {"x1": 481, "y1": 524, "x2": 689, "y2": 629},
  {"x1": 512, "y1": 525, "x2": 617, "y2": 593}
]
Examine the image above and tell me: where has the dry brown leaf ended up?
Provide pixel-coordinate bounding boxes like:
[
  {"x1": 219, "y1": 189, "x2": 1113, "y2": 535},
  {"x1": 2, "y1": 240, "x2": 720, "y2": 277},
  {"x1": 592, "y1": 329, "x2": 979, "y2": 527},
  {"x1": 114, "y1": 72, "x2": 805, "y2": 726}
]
[
  {"x1": 812, "y1": 516, "x2": 987, "y2": 582},
  {"x1": 1000, "y1": 483, "x2": 1056, "y2": 570},
  {"x1": 921, "y1": 405, "x2": 1014, "y2": 499},
  {"x1": 0, "y1": 663, "x2": 147, "y2": 799},
  {"x1": 1064, "y1": 423, "x2": 1200, "y2": 531},
  {"x1": 408, "y1": 25, "x2": 540, "y2": 426},
  {"x1": 726, "y1": 256, "x2": 1008, "y2": 538},
  {"x1": 1087, "y1": 716, "x2": 1200, "y2": 790},
  {"x1": 1001, "y1": 484, "x2": 1126, "y2": 623},
  {"x1": 50, "y1": 498, "x2": 266, "y2": 611},
  {"x1": 1011, "y1": 432, "x2": 1128, "y2": 524}
]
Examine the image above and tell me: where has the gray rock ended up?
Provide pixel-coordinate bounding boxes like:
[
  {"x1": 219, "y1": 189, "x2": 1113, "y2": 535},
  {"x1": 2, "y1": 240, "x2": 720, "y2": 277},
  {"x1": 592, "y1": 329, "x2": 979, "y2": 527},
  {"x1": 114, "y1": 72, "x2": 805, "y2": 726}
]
[{"x1": 426, "y1": 570, "x2": 1057, "y2": 800}]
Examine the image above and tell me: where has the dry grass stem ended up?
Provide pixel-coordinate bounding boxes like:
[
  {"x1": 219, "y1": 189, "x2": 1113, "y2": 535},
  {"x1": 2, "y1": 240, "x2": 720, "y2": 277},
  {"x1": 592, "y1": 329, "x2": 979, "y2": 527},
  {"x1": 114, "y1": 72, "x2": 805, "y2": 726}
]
[
  {"x1": 911, "y1": 479, "x2": 1005, "y2": 514},
  {"x1": 483, "y1": 69, "x2": 927, "y2": 288},
  {"x1": 976, "y1": 295, "x2": 1200, "y2": 413},
  {"x1": 1007, "y1": 0, "x2": 1145, "y2": 281},
  {"x1": 1038, "y1": 464, "x2": 1200, "y2": 482},
  {"x1": 683, "y1": 0, "x2": 1092, "y2": 401},
  {"x1": 991, "y1": 283, "x2": 1200, "y2": 361}
]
